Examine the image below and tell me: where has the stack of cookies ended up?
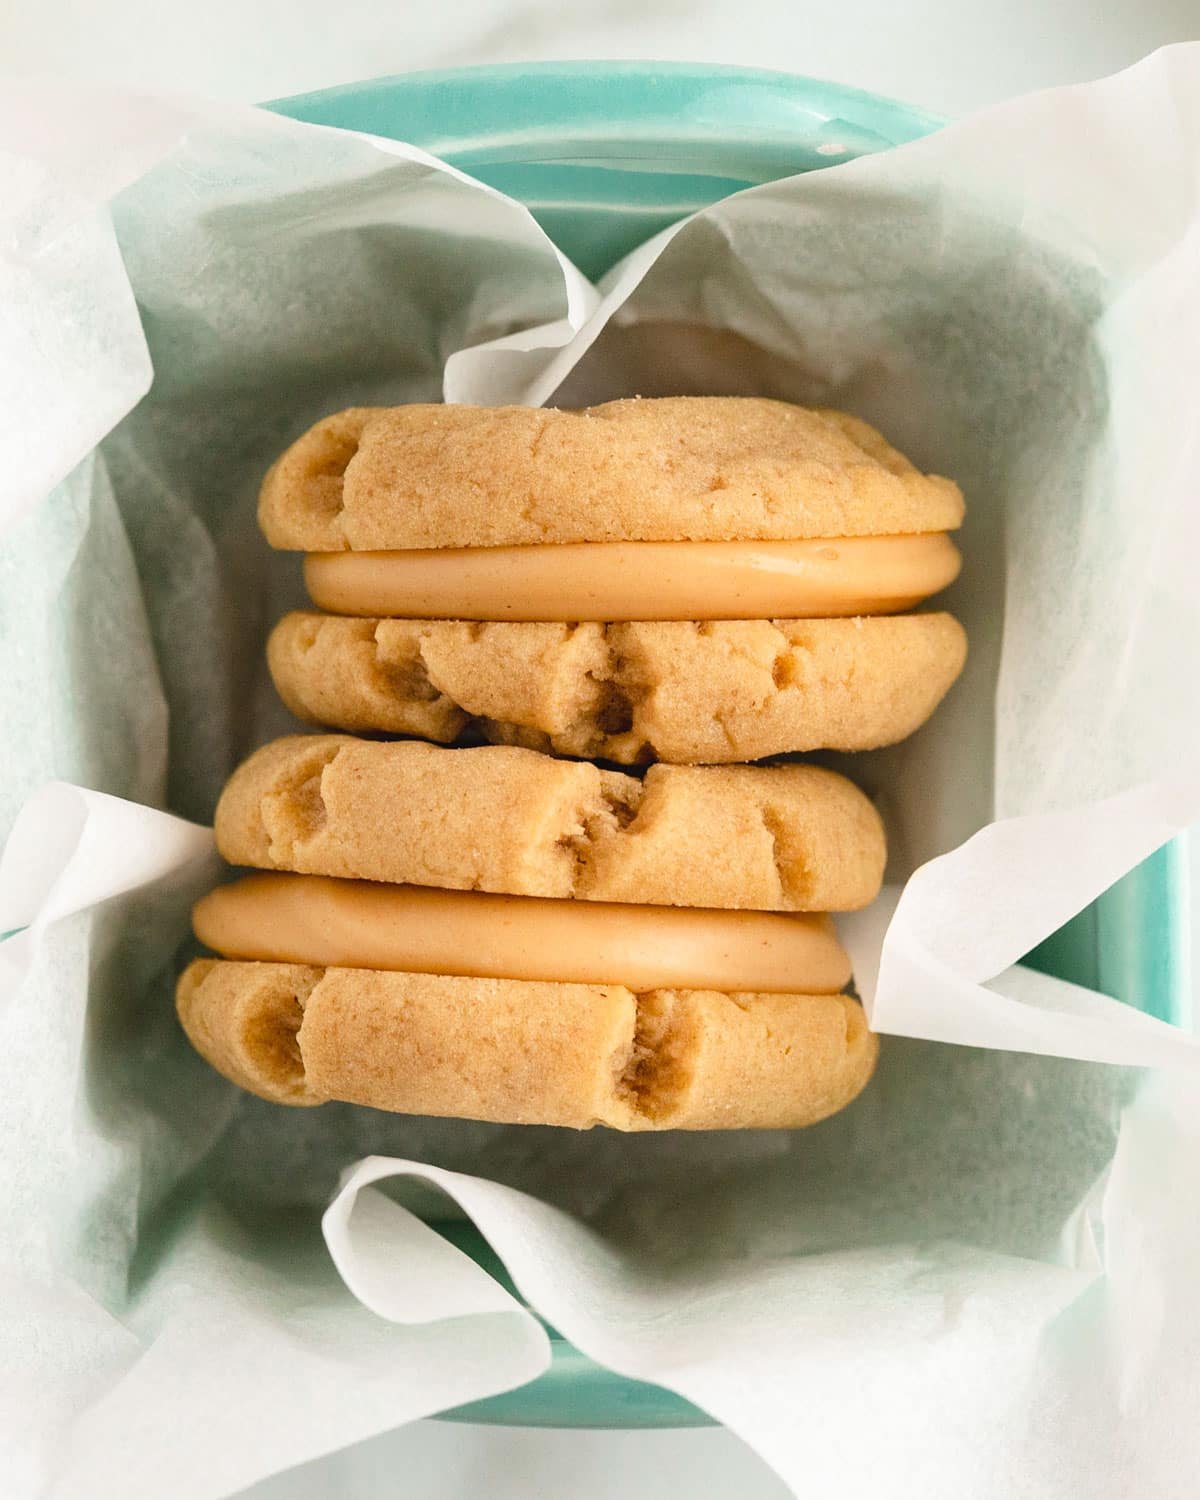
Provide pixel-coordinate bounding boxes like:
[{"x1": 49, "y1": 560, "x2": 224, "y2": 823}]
[{"x1": 178, "y1": 398, "x2": 966, "y2": 1131}]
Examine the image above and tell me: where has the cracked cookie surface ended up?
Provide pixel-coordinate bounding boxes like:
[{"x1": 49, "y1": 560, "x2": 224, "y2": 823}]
[
  {"x1": 176, "y1": 958, "x2": 878, "y2": 1130},
  {"x1": 268, "y1": 611, "x2": 967, "y2": 763},
  {"x1": 259, "y1": 398, "x2": 964, "y2": 550},
  {"x1": 214, "y1": 734, "x2": 886, "y2": 912}
]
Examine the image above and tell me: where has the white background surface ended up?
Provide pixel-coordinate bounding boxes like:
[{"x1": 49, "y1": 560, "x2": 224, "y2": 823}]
[
  {"x1": 6, "y1": 2, "x2": 1200, "y2": 1496},
  {"x1": 3, "y1": 0, "x2": 1199, "y2": 117}
]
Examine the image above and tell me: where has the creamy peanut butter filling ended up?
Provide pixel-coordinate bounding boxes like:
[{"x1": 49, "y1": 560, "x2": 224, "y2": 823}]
[
  {"x1": 303, "y1": 533, "x2": 961, "y2": 622},
  {"x1": 193, "y1": 873, "x2": 852, "y2": 994}
]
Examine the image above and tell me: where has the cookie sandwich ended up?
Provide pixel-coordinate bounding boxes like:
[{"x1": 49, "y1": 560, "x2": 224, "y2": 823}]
[
  {"x1": 177, "y1": 736, "x2": 886, "y2": 1131},
  {"x1": 262, "y1": 397, "x2": 967, "y2": 764}
]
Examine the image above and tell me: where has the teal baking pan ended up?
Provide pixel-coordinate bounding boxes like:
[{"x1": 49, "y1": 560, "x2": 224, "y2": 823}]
[{"x1": 268, "y1": 61, "x2": 1191, "y2": 1429}]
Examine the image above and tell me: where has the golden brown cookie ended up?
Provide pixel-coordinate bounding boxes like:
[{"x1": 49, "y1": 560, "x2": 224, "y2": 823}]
[
  {"x1": 214, "y1": 735, "x2": 886, "y2": 912},
  {"x1": 176, "y1": 958, "x2": 878, "y2": 1130},
  {"x1": 268, "y1": 611, "x2": 967, "y2": 763},
  {"x1": 259, "y1": 399, "x2": 964, "y2": 550}
]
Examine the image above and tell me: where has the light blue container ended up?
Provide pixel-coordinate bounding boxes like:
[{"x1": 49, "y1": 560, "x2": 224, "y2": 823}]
[{"x1": 269, "y1": 61, "x2": 1191, "y2": 1429}]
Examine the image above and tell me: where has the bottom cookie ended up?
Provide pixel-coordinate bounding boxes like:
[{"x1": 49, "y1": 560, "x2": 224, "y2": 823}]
[
  {"x1": 268, "y1": 611, "x2": 967, "y2": 764},
  {"x1": 177, "y1": 959, "x2": 878, "y2": 1131}
]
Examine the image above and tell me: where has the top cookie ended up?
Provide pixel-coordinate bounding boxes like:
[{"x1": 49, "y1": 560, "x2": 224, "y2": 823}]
[
  {"x1": 259, "y1": 398, "x2": 965, "y2": 551},
  {"x1": 214, "y1": 735, "x2": 886, "y2": 913}
]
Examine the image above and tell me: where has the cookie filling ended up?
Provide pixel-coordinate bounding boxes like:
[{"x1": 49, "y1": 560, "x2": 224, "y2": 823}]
[
  {"x1": 303, "y1": 533, "x2": 961, "y2": 622},
  {"x1": 193, "y1": 872, "x2": 851, "y2": 994}
]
